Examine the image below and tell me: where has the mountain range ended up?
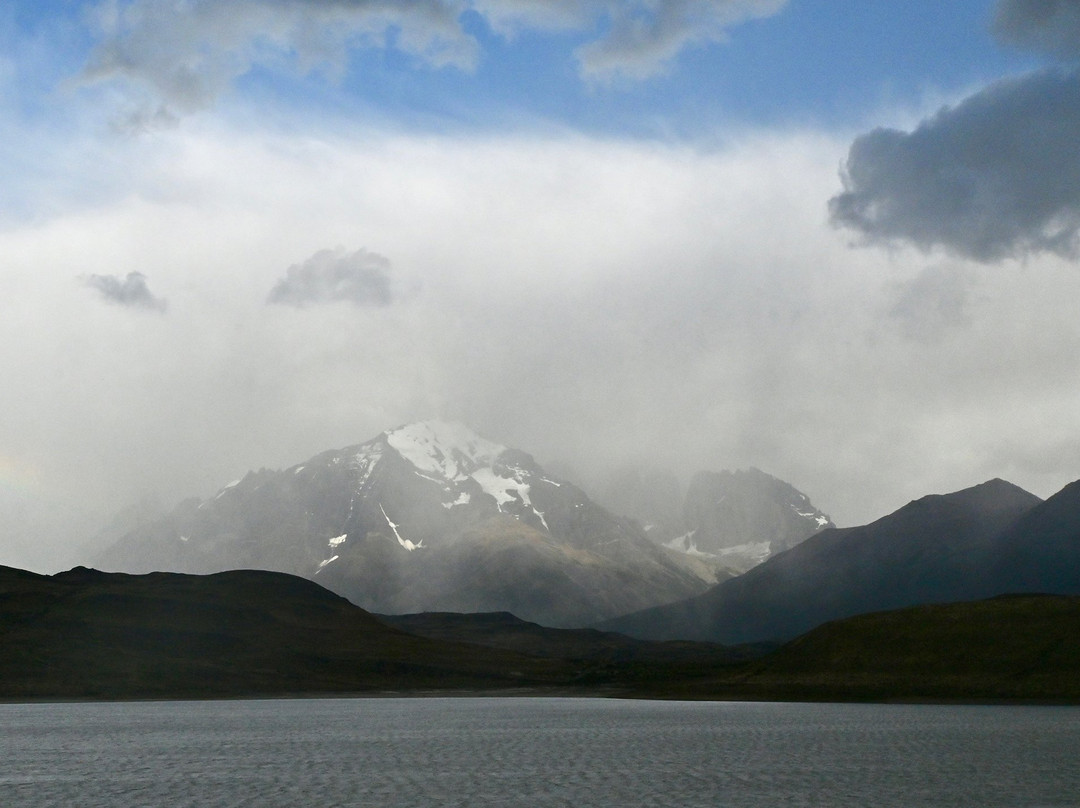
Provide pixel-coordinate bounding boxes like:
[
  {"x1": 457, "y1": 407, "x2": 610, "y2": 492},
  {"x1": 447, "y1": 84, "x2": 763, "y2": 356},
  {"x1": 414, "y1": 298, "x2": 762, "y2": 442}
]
[
  {"x1": 93, "y1": 419, "x2": 1080, "y2": 650},
  {"x1": 96, "y1": 421, "x2": 833, "y2": 627},
  {"x1": 604, "y1": 477, "x2": 1080, "y2": 643},
  {"x1": 98, "y1": 421, "x2": 736, "y2": 627}
]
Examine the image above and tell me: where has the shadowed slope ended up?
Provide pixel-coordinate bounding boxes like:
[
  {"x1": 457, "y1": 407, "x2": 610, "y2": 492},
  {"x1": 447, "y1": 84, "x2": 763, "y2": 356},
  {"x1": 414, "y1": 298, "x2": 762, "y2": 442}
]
[{"x1": 979, "y1": 479, "x2": 1080, "y2": 595}]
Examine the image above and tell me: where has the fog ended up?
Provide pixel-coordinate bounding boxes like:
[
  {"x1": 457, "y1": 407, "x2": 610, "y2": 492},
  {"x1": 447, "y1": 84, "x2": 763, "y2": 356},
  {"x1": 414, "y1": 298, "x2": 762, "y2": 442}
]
[{"x1": 5, "y1": 0, "x2": 1080, "y2": 573}]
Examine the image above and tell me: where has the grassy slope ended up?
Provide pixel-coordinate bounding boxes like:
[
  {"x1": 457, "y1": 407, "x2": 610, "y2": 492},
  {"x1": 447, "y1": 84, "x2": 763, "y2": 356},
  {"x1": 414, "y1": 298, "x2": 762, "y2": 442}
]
[
  {"x1": 382, "y1": 611, "x2": 772, "y2": 663},
  {"x1": 382, "y1": 610, "x2": 773, "y2": 691},
  {"x1": 0, "y1": 566, "x2": 574, "y2": 699},
  {"x1": 637, "y1": 594, "x2": 1080, "y2": 701},
  {"x1": 5, "y1": 565, "x2": 1080, "y2": 702}
]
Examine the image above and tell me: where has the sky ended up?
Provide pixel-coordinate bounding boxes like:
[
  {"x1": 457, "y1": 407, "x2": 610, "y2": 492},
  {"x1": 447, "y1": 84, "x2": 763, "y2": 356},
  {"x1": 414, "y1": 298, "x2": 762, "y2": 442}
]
[{"x1": 4, "y1": 0, "x2": 1080, "y2": 572}]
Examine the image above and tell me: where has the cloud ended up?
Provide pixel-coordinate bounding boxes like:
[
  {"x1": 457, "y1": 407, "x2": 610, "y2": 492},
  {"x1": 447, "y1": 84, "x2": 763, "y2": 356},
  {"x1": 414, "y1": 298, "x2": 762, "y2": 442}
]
[
  {"x1": 80, "y1": 0, "x2": 788, "y2": 121},
  {"x1": 8, "y1": 124, "x2": 1080, "y2": 573},
  {"x1": 574, "y1": 0, "x2": 788, "y2": 82},
  {"x1": 829, "y1": 69, "x2": 1080, "y2": 262},
  {"x1": 829, "y1": 0, "x2": 1080, "y2": 263},
  {"x1": 993, "y1": 0, "x2": 1080, "y2": 59},
  {"x1": 83, "y1": 271, "x2": 167, "y2": 312},
  {"x1": 82, "y1": 0, "x2": 476, "y2": 124},
  {"x1": 267, "y1": 247, "x2": 395, "y2": 307},
  {"x1": 888, "y1": 264, "x2": 977, "y2": 342},
  {"x1": 477, "y1": 0, "x2": 790, "y2": 81},
  {"x1": 471, "y1": 0, "x2": 598, "y2": 33}
]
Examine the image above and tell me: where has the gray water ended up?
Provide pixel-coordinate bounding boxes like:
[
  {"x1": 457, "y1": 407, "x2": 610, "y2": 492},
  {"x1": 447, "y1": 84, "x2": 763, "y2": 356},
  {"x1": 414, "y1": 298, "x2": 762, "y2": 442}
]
[{"x1": 1, "y1": 697, "x2": 1077, "y2": 807}]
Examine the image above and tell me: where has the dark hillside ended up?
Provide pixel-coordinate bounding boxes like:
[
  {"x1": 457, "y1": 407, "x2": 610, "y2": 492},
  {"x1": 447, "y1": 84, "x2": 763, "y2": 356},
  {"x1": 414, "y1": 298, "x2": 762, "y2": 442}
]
[
  {"x1": 0, "y1": 565, "x2": 572, "y2": 699},
  {"x1": 650, "y1": 595, "x2": 1080, "y2": 702}
]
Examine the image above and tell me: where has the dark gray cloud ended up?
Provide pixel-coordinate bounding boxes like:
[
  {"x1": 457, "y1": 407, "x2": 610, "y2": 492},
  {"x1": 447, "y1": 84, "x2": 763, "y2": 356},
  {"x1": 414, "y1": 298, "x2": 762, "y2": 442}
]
[
  {"x1": 830, "y1": 0, "x2": 1080, "y2": 262},
  {"x1": 83, "y1": 271, "x2": 167, "y2": 312},
  {"x1": 829, "y1": 69, "x2": 1080, "y2": 262},
  {"x1": 267, "y1": 247, "x2": 394, "y2": 307},
  {"x1": 993, "y1": 0, "x2": 1080, "y2": 59}
]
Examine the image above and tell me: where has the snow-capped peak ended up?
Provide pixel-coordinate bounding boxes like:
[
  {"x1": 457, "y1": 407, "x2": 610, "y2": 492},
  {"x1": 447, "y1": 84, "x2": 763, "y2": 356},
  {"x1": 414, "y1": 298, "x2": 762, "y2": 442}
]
[
  {"x1": 378, "y1": 420, "x2": 557, "y2": 531},
  {"x1": 385, "y1": 420, "x2": 506, "y2": 482}
]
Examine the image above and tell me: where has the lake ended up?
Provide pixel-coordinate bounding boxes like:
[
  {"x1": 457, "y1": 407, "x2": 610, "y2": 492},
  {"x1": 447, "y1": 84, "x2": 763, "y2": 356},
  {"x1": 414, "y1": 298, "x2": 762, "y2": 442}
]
[{"x1": 1, "y1": 697, "x2": 1077, "y2": 807}]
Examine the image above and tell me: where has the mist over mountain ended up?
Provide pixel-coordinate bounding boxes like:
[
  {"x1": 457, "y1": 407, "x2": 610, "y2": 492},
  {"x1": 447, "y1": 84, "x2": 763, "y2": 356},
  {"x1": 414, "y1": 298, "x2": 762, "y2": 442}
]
[
  {"x1": 604, "y1": 478, "x2": 1051, "y2": 644},
  {"x1": 596, "y1": 466, "x2": 832, "y2": 573},
  {"x1": 595, "y1": 467, "x2": 685, "y2": 537},
  {"x1": 96, "y1": 421, "x2": 713, "y2": 627}
]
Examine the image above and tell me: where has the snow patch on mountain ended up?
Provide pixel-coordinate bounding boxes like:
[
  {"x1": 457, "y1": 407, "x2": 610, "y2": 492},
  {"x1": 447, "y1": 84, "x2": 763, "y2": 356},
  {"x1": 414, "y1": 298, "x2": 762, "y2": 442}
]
[
  {"x1": 793, "y1": 504, "x2": 830, "y2": 528},
  {"x1": 665, "y1": 531, "x2": 702, "y2": 555},
  {"x1": 379, "y1": 420, "x2": 554, "y2": 532},
  {"x1": 380, "y1": 503, "x2": 422, "y2": 551},
  {"x1": 387, "y1": 420, "x2": 505, "y2": 482},
  {"x1": 664, "y1": 531, "x2": 772, "y2": 565},
  {"x1": 203, "y1": 479, "x2": 243, "y2": 508},
  {"x1": 472, "y1": 467, "x2": 521, "y2": 509},
  {"x1": 716, "y1": 541, "x2": 772, "y2": 565},
  {"x1": 349, "y1": 448, "x2": 382, "y2": 490},
  {"x1": 442, "y1": 492, "x2": 471, "y2": 509},
  {"x1": 472, "y1": 465, "x2": 550, "y2": 530}
]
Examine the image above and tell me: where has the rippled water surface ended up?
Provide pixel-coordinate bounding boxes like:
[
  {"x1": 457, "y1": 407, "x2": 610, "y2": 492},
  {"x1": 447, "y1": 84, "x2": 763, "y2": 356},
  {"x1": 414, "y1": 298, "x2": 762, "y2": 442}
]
[{"x1": 1, "y1": 697, "x2": 1078, "y2": 807}]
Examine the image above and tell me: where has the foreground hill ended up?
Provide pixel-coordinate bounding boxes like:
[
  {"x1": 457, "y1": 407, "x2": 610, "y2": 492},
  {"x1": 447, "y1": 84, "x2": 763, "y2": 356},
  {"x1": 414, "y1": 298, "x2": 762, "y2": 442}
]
[
  {"x1": 382, "y1": 611, "x2": 772, "y2": 665},
  {"x1": 3, "y1": 565, "x2": 1080, "y2": 703},
  {"x1": 651, "y1": 595, "x2": 1080, "y2": 702},
  {"x1": 96, "y1": 421, "x2": 709, "y2": 627},
  {"x1": 0, "y1": 564, "x2": 573, "y2": 699},
  {"x1": 604, "y1": 479, "x2": 1044, "y2": 643}
]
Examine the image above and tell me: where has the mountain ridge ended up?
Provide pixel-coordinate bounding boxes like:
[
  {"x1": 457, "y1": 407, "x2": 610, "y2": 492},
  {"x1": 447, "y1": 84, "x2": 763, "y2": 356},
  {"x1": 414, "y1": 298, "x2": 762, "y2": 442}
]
[{"x1": 602, "y1": 478, "x2": 1047, "y2": 644}]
